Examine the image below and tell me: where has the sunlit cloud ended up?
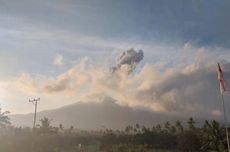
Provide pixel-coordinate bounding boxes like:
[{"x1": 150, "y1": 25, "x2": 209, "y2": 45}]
[
  {"x1": 53, "y1": 53, "x2": 64, "y2": 66},
  {"x1": 4, "y1": 44, "x2": 228, "y2": 119}
]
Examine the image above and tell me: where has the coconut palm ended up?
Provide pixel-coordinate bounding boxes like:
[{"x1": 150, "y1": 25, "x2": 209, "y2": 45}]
[
  {"x1": 187, "y1": 117, "x2": 196, "y2": 130},
  {"x1": 0, "y1": 107, "x2": 10, "y2": 127},
  {"x1": 38, "y1": 117, "x2": 57, "y2": 135},
  {"x1": 201, "y1": 120, "x2": 226, "y2": 151},
  {"x1": 175, "y1": 120, "x2": 184, "y2": 132}
]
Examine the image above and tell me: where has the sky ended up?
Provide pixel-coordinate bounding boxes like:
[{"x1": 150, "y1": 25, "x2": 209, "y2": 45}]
[{"x1": 1, "y1": 0, "x2": 230, "y2": 121}]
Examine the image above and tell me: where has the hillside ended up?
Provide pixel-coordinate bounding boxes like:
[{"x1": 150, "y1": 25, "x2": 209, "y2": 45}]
[{"x1": 10, "y1": 101, "x2": 184, "y2": 129}]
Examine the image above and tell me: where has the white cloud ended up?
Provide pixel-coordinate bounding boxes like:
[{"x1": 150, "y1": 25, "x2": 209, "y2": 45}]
[
  {"x1": 7, "y1": 44, "x2": 228, "y2": 120},
  {"x1": 53, "y1": 53, "x2": 64, "y2": 66},
  {"x1": 2, "y1": 41, "x2": 230, "y2": 121}
]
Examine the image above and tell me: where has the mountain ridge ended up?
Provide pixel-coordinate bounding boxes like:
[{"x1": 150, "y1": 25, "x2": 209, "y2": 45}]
[{"x1": 10, "y1": 101, "x2": 201, "y2": 130}]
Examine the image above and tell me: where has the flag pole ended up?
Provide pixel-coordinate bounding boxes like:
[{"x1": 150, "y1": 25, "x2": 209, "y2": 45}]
[
  {"x1": 218, "y1": 63, "x2": 230, "y2": 151},
  {"x1": 221, "y1": 94, "x2": 230, "y2": 152}
]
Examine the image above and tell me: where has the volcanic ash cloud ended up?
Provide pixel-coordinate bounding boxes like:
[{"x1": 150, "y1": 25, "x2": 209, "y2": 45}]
[{"x1": 111, "y1": 48, "x2": 144, "y2": 74}]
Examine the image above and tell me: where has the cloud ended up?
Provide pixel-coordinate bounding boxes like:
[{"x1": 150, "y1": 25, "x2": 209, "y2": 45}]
[
  {"x1": 111, "y1": 48, "x2": 144, "y2": 74},
  {"x1": 53, "y1": 53, "x2": 64, "y2": 66},
  {"x1": 17, "y1": 57, "x2": 90, "y2": 94},
  {"x1": 2, "y1": 0, "x2": 230, "y2": 48},
  {"x1": 12, "y1": 45, "x2": 229, "y2": 120}
]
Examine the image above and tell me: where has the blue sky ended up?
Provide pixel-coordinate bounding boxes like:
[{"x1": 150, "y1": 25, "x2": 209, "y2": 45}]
[
  {"x1": 1, "y1": 0, "x2": 230, "y2": 117},
  {"x1": 0, "y1": 0, "x2": 229, "y2": 77},
  {"x1": 1, "y1": 0, "x2": 228, "y2": 45}
]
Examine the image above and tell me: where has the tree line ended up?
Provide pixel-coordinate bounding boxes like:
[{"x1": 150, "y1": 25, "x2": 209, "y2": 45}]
[{"x1": 0, "y1": 107, "x2": 229, "y2": 152}]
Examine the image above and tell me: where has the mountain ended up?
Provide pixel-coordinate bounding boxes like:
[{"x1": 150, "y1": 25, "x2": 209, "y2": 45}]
[{"x1": 10, "y1": 101, "x2": 187, "y2": 130}]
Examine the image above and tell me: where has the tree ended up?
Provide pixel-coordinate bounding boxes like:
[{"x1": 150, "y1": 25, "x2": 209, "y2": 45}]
[
  {"x1": 135, "y1": 123, "x2": 140, "y2": 133},
  {"x1": 187, "y1": 117, "x2": 196, "y2": 130},
  {"x1": 125, "y1": 125, "x2": 133, "y2": 134},
  {"x1": 156, "y1": 124, "x2": 162, "y2": 133},
  {"x1": 164, "y1": 121, "x2": 176, "y2": 134},
  {"x1": 38, "y1": 117, "x2": 57, "y2": 135},
  {"x1": 164, "y1": 121, "x2": 171, "y2": 132},
  {"x1": 0, "y1": 107, "x2": 10, "y2": 127},
  {"x1": 59, "y1": 124, "x2": 64, "y2": 131},
  {"x1": 175, "y1": 120, "x2": 184, "y2": 133},
  {"x1": 201, "y1": 120, "x2": 226, "y2": 151},
  {"x1": 177, "y1": 130, "x2": 202, "y2": 152}
]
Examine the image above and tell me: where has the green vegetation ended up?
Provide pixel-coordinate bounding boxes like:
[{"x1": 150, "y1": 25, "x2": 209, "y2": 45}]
[{"x1": 0, "y1": 107, "x2": 229, "y2": 152}]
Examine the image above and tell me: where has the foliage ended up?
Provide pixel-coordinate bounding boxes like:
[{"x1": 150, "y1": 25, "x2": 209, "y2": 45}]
[
  {"x1": 0, "y1": 107, "x2": 11, "y2": 127},
  {"x1": 0, "y1": 114, "x2": 229, "y2": 152},
  {"x1": 37, "y1": 117, "x2": 58, "y2": 135}
]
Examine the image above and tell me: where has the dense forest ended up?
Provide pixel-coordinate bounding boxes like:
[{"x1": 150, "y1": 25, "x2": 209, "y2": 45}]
[{"x1": 0, "y1": 107, "x2": 229, "y2": 152}]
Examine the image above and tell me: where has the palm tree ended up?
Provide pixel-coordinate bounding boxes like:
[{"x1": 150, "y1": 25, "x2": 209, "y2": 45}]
[
  {"x1": 201, "y1": 120, "x2": 225, "y2": 151},
  {"x1": 125, "y1": 125, "x2": 133, "y2": 134},
  {"x1": 187, "y1": 117, "x2": 196, "y2": 130},
  {"x1": 164, "y1": 121, "x2": 171, "y2": 133},
  {"x1": 59, "y1": 124, "x2": 64, "y2": 131},
  {"x1": 156, "y1": 124, "x2": 162, "y2": 133},
  {"x1": 175, "y1": 120, "x2": 184, "y2": 132},
  {"x1": 38, "y1": 117, "x2": 57, "y2": 135},
  {"x1": 135, "y1": 123, "x2": 140, "y2": 133},
  {"x1": 0, "y1": 107, "x2": 10, "y2": 127}
]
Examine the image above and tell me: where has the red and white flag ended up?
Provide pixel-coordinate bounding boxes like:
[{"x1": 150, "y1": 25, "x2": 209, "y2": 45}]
[{"x1": 218, "y1": 63, "x2": 227, "y2": 95}]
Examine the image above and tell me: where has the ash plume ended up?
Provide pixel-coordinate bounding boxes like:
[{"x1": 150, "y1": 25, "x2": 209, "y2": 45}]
[{"x1": 112, "y1": 48, "x2": 144, "y2": 74}]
